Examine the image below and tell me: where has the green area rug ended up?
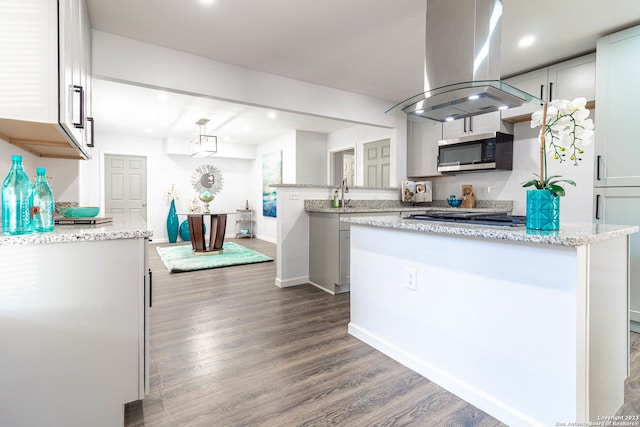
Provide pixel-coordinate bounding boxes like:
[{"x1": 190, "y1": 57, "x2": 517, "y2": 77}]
[{"x1": 156, "y1": 242, "x2": 273, "y2": 273}]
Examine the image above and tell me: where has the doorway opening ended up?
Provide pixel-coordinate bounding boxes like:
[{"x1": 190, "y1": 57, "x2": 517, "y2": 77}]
[{"x1": 330, "y1": 148, "x2": 355, "y2": 187}]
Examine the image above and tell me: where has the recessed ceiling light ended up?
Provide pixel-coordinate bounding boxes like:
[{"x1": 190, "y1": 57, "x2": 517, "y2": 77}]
[
  {"x1": 415, "y1": 109, "x2": 424, "y2": 114},
  {"x1": 445, "y1": 117, "x2": 455, "y2": 122},
  {"x1": 518, "y1": 35, "x2": 535, "y2": 48},
  {"x1": 498, "y1": 105, "x2": 508, "y2": 110},
  {"x1": 468, "y1": 94, "x2": 480, "y2": 100},
  {"x1": 198, "y1": 0, "x2": 215, "y2": 5},
  {"x1": 267, "y1": 112, "x2": 277, "y2": 119}
]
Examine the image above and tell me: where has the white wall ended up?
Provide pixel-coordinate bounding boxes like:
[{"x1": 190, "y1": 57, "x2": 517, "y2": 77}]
[
  {"x1": 92, "y1": 30, "x2": 408, "y2": 190},
  {"x1": 428, "y1": 121, "x2": 595, "y2": 223},
  {"x1": 295, "y1": 131, "x2": 327, "y2": 185},
  {"x1": 252, "y1": 131, "x2": 296, "y2": 242},
  {"x1": 83, "y1": 132, "x2": 254, "y2": 242},
  {"x1": 0, "y1": 138, "x2": 79, "y2": 204}
]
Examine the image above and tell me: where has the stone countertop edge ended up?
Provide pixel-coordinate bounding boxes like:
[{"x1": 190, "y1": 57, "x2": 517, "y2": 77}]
[
  {"x1": 305, "y1": 199, "x2": 513, "y2": 214},
  {"x1": 0, "y1": 213, "x2": 153, "y2": 247},
  {"x1": 307, "y1": 207, "x2": 510, "y2": 214},
  {"x1": 341, "y1": 214, "x2": 640, "y2": 247},
  {"x1": 270, "y1": 183, "x2": 399, "y2": 190}
]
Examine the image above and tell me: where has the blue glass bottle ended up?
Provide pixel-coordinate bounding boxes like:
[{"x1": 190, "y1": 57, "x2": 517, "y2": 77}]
[
  {"x1": 33, "y1": 167, "x2": 55, "y2": 232},
  {"x1": 2, "y1": 155, "x2": 34, "y2": 235}
]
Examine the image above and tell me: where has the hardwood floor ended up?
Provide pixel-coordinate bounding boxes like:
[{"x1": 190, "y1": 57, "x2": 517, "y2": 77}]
[
  {"x1": 126, "y1": 238, "x2": 638, "y2": 426},
  {"x1": 618, "y1": 332, "x2": 640, "y2": 416}
]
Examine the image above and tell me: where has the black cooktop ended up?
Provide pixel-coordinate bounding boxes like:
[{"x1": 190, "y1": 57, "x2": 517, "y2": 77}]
[{"x1": 405, "y1": 211, "x2": 526, "y2": 227}]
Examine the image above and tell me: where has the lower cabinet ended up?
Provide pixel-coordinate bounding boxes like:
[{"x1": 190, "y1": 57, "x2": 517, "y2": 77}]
[
  {"x1": 0, "y1": 237, "x2": 149, "y2": 427},
  {"x1": 309, "y1": 212, "x2": 351, "y2": 294},
  {"x1": 594, "y1": 187, "x2": 640, "y2": 330}
]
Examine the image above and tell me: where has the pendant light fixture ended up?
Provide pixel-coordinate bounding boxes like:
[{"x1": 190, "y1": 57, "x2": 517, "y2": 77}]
[{"x1": 190, "y1": 118, "x2": 217, "y2": 157}]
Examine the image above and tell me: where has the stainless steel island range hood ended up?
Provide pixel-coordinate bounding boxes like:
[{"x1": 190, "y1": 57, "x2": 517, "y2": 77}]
[{"x1": 387, "y1": 0, "x2": 539, "y2": 122}]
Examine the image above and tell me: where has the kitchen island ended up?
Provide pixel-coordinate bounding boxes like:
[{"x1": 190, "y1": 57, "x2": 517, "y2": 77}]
[
  {"x1": 342, "y1": 214, "x2": 638, "y2": 426},
  {"x1": 0, "y1": 214, "x2": 152, "y2": 427}
]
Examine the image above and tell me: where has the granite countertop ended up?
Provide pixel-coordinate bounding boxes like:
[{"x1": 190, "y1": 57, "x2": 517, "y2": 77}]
[
  {"x1": 341, "y1": 213, "x2": 639, "y2": 247},
  {"x1": 307, "y1": 206, "x2": 510, "y2": 214},
  {"x1": 304, "y1": 199, "x2": 513, "y2": 214},
  {"x1": 0, "y1": 213, "x2": 153, "y2": 247}
]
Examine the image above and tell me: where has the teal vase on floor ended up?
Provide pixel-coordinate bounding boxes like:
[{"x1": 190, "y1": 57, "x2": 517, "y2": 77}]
[
  {"x1": 167, "y1": 199, "x2": 179, "y2": 243},
  {"x1": 526, "y1": 189, "x2": 560, "y2": 231}
]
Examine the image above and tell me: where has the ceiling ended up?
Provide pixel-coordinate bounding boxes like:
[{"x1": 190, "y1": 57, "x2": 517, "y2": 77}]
[{"x1": 87, "y1": 0, "x2": 640, "y2": 142}]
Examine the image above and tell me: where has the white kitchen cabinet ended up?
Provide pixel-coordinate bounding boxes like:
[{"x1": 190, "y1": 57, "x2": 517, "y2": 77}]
[
  {"x1": 407, "y1": 119, "x2": 442, "y2": 178},
  {"x1": 594, "y1": 26, "x2": 640, "y2": 187},
  {"x1": 441, "y1": 111, "x2": 513, "y2": 140},
  {"x1": 501, "y1": 53, "x2": 595, "y2": 121},
  {"x1": 594, "y1": 187, "x2": 640, "y2": 330},
  {"x1": 0, "y1": 0, "x2": 92, "y2": 159},
  {"x1": 309, "y1": 212, "x2": 351, "y2": 294},
  {"x1": 0, "y1": 237, "x2": 149, "y2": 426}
]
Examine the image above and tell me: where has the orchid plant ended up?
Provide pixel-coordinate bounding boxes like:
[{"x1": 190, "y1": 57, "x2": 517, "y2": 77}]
[
  {"x1": 165, "y1": 184, "x2": 179, "y2": 203},
  {"x1": 522, "y1": 97, "x2": 594, "y2": 197}
]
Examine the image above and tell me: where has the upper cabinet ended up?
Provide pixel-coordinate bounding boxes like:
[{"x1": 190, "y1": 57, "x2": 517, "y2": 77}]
[
  {"x1": 594, "y1": 25, "x2": 640, "y2": 187},
  {"x1": 501, "y1": 53, "x2": 596, "y2": 122},
  {"x1": 0, "y1": 0, "x2": 93, "y2": 159},
  {"x1": 442, "y1": 111, "x2": 513, "y2": 140},
  {"x1": 407, "y1": 119, "x2": 442, "y2": 178}
]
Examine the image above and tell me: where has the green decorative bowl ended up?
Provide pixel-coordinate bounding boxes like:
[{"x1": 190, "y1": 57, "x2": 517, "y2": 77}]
[{"x1": 60, "y1": 206, "x2": 100, "y2": 218}]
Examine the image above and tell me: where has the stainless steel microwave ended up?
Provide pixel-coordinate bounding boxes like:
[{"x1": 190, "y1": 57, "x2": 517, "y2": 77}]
[{"x1": 437, "y1": 132, "x2": 514, "y2": 173}]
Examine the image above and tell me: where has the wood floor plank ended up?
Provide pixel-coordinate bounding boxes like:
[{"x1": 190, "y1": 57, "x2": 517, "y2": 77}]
[{"x1": 128, "y1": 238, "x2": 640, "y2": 426}]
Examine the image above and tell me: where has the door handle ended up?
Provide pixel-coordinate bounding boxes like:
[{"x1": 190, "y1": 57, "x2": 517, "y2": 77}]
[
  {"x1": 596, "y1": 155, "x2": 601, "y2": 181},
  {"x1": 548, "y1": 82, "x2": 554, "y2": 101},
  {"x1": 540, "y1": 84, "x2": 544, "y2": 102},
  {"x1": 72, "y1": 85, "x2": 84, "y2": 129},
  {"x1": 595, "y1": 194, "x2": 601, "y2": 220},
  {"x1": 86, "y1": 117, "x2": 94, "y2": 147}
]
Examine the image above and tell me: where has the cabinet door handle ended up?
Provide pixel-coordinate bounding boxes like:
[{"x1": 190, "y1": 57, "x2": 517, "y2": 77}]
[
  {"x1": 72, "y1": 85, "x2": 85, "y2": 129},
  {"x1": 148, "y1": 268, "x2": 153, "y2": 308},
  {"x1": 596, "y1": 155, "x2": 601, "y2": 181},
  {"x1": 539, "y1": 84, "x2": 544, "y2": 101},
  {"x1": 86, "y1": 117, "x2": 94, "y2": 147},
  {"x1": 463, "y1": 117, "x2": 467, "y2": 133},
  {"x1": 595, "y1": 194, "x2": 601, "y2": 220},
  {"x1": 469, "y1": 116, "x2": 473, "y2": 133},
  {"x1": 548, "y1": 82, "x2": 554, "y2": 101}
]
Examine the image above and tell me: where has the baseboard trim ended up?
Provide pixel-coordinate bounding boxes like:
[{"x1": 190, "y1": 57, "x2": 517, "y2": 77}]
[
  {"x1": 347, "y1": 323, "x2": 544, "y2": 427},
  {"x1": 275, "y1": 276, "x2": 308, "y2": 288}
]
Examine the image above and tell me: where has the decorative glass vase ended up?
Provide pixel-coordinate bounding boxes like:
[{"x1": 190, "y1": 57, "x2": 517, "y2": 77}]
[
  {"x1": 166, "y1": 199, "x2": 179, "y2": 243},
  {"x1": 526, "y1": 189, "x2": 560, "y2": 231}
]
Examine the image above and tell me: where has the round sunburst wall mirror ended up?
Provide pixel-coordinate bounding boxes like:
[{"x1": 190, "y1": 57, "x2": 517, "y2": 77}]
[{"x1": 191, "y1": 164, "x2": 224, "y2": 195}]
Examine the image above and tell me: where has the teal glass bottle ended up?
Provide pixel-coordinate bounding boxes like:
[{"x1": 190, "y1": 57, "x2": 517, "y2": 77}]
[
  {"x1": 33, "y1": 167, "x2": 55, "y2": 232},
  {"x1": 1, "y1": 155, "x2": 34, "y2": 235}
]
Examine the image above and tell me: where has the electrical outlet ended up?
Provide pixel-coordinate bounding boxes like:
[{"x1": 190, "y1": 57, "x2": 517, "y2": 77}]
[
  {"x1": 406, "y1": 267, "x2": 417, "y2": 290},
  {"x1": 289, "y1": 192, "x2": 299, "y2": 200}
]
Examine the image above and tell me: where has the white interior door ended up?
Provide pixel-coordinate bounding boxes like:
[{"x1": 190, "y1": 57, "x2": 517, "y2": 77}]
[
  {"x1": 363, "y1": 139, "x2": 390, "y2": 187},
  {"x1": 105, "y1": 154, "x2": 147, "y2": 219}
]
